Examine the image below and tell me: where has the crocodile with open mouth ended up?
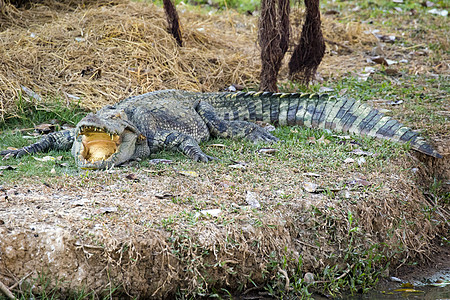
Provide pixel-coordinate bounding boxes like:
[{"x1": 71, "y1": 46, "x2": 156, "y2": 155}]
[{"x1": 0, "y1": 89, "x2": 442, "y2": 169}]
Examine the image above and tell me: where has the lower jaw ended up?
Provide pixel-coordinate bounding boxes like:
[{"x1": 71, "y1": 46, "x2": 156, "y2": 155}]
[{"x1": 77, "y1": 158, "x2": 115, "y2": 170}]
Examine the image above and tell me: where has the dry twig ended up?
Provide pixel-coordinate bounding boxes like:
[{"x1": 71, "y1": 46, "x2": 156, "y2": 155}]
[{"x1": 0, "y1": 280, "x2": 15, "y2": 300}]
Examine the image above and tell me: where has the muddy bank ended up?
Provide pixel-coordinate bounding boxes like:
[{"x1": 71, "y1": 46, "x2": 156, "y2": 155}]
[{"x1": 0, "y1": 149, "x2": 448, "y2": 298}]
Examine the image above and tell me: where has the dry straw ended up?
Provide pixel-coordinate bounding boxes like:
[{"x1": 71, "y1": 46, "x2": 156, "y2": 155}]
[{"x1": 0, "y1": 0, "x2": 376, "y2": 121}]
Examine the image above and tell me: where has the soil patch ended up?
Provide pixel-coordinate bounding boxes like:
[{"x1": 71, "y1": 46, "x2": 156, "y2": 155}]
[{"x1": 395, "y1": 244, "x2": 450, "y2": 282}]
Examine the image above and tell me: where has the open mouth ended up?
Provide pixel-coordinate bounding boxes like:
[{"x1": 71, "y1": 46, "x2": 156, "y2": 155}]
[{"x1": 78, "y1": 126, "x2": 120, "y2": 163}]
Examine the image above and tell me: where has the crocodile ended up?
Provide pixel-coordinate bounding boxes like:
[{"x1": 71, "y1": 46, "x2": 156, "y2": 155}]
[{"x1": 0, "y1": 89, "x2": 442, "y2": 169}]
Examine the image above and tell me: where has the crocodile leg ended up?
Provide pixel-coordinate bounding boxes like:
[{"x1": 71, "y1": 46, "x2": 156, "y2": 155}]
[
  {"x1": 196, "y1": 101, "x2": 279, "y2": 143},
  {"x1": 0, "y1": 129, "x2": 76, "y2": 158},
  {"x1": 148, "y1": 129, "x2": 216, "y2": 162}
]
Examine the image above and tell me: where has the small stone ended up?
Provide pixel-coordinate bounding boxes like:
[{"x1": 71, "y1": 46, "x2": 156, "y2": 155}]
[
  {"x1": 304, "y1": 272, "x2": 315, "y2": 284},
  {"x1": 245, "y1": 191, "x2": 261, "y2": 208}
]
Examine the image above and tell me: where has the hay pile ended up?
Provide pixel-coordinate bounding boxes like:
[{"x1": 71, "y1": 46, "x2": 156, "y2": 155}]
[
  {"x1": 0, "y1": 0, "x2": 261, "y2": 119},
  {"x1": 0, "y1": 0, "x2": 378, "y2": 120}
]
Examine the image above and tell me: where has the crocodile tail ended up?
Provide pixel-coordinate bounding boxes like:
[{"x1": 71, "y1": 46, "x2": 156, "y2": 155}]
[
  {"x1": 0, "y1": 129, "x2": 76, "y2": 158},
  {"x1": 206, "y1": 91, "x2": 442, "y2": 158}
]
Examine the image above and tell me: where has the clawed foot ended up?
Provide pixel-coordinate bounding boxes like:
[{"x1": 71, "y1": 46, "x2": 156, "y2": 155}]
[
  {"x1": 0, "y1": 148, "x2": 26, "y2": 158},
  {"x1": 192, "y1": 152, "x2": 217, "y2": 162},
  {"x1": 246, "y1": 127, "x2": 279, "y2": 144}
]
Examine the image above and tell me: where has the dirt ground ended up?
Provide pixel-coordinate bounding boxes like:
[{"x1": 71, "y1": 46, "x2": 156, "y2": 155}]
[{"x1": 0, "y1": 0, "x2": 449, "y2": 298}]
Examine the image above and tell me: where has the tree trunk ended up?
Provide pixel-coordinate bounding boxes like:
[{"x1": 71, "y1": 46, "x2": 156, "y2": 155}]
[
  {"x1": 163, "y1": 0, "x2": 183, "y2": 47},
  {"x1": 288, "y1": 0, "x2": 325, "y2": 84},
  {"x1": 258, "y1": 0, "x2": 290, "y2": 92}
]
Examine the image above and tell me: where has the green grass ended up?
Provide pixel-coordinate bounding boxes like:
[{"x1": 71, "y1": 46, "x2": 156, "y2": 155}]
[{"x1": 1, "y1": 94, "x2": 86, "y2": 131}]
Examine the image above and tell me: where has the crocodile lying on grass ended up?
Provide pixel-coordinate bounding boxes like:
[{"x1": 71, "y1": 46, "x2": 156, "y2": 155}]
[{"x1": 0, "y1": 90, "x2": 442, "y2": 169}]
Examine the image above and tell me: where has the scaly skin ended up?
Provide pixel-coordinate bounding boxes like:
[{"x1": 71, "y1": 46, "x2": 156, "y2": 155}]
[{"x1": 0, "y1": 90, "x2": 442, "y2": 169}]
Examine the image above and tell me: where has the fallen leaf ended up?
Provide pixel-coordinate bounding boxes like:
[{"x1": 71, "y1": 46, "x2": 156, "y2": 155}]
[
  {"x1": 344, "y1": 158, "x2": 355, "y2": 163},
  {"x1": 218, "y1": 180, "x2": 236, "y2": 188},
  {"x1": 72, "y1": 199, "x2": 89, "y2": 207},
  {"x1": 332, "y1": 135, "x2": 352, "y2": 140},
  {"x1": 94, "y1": 207, "x2": 118, "y2": 214},
  {"x1": 371, "y1": 56, "x2": 389, "y2": 66},
  {"x1": 303, "y1": 182, "x2": 318, "y2": 193},
  {"x1": 6, "y1": 147, "x2": 17, "y2": 151},
  {"x1": 342, "y1": 190, "x2": 351, "y2": 199},
  {"x1": 34, "y1": 123, "x2": 55, "y2": 134},
  {"x1": 324, "y1": 9, "x2": 340, "y2": 15},
  {"x1": 303, "y1": 172, "x2": 321, "y2": 177},
  {"x1": 245, "y1": 191, "x2": 261, "y2": 208},
  {"x1": 231, "y1": 84, "x2": 245, "y2": 91},
  {"x1": 0, "y1": 165, "x2": 17, "y2": 170},
  {"x1": 208, "y1": 144, "x2": 226, "y2": 148},
  {"x1": 178, "y1": 170, "x2": 199, "y2": 177},
  {"x1": 33, "y1": 156, "x2": 56, "y2": 162},
  {"x1": 226, "y1": 85, "x2": 236, "y2": 92},
  {"x1": 421, "y1": 0, "x2": 434, "y2": 7},
  {"x1": 2, "y1": 153, "x2": 15, "y2": 160},
  {"x1": 357, "y1": 157, "x2": 366, "y2": 166},
  {"x1": 374, "y1": 34, "x2": 396, "y2": 43},
  {"x1": 199, "y1": 209, "x2": 221, "y2": 217},
  {"x1": 385, "y1": 100, "x2": 404, "y2": 105},
  {"x1": 348, "y1": 178, "x2": 372, "y2": 187},
  {"x1": 401, "y1": 283, "x2": 414, "y2": 288},
  {"x1": 155, "y1": 192, "x2": 174, "y2": 199},
  {"x1": 148, "y1": 159, "x2": 173, "y2": 165},
  {"x1": 125, "y1": 173, "x2": 139, "y2": 182},
  {"x1": 378, "y1": 108, "x2": 392, "y2": 114},
  {"x1": 258, "y1": 148, "x2": 278, "y2": 155},
  {"x1": 21, "y1": 85, "x2": 41, "y2": 101},
  {"x1": 356, "y1": 67, "x2": 375, "y2": 81},
  {"x1": 385, "y1": 68, "x2": 399, "y2": 76},
  {"x1": 65, "y1": 93, "x2": 81, "y2": 100},
  {"x1": 389, "y1": 276, "x2": 402, "y2": 282},
  {"x1": 394, "y1": 288, "x2": 423, "y2": 293},
  {"x1": 229, "y1": 161, "x2": 247, "y2": 169},
  {"x1": 308, "y1": 137, "x2": 316, "y2": 144},
  {"x1": 372, "y1": 45, "x2": 385, "y2": 56},
  {"x1": 428, "y1": 8, "x2": 448, "y2": 16}
]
